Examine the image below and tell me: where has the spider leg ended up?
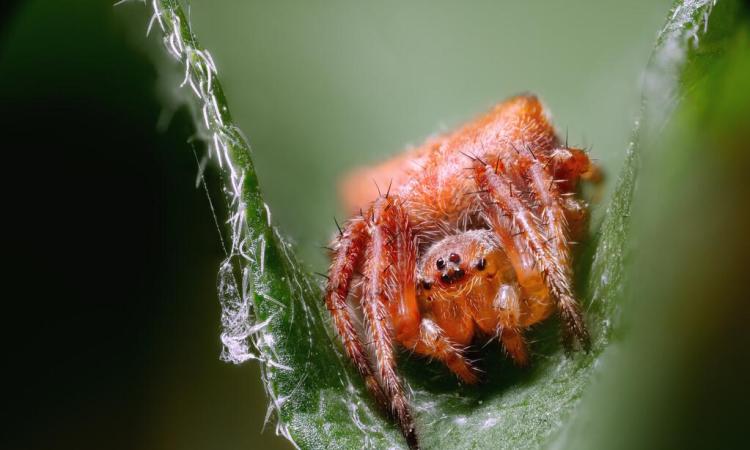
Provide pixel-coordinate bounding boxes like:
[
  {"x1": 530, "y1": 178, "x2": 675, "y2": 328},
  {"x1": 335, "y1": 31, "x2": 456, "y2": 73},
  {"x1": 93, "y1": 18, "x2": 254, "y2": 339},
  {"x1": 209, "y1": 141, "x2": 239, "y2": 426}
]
[
  {"x1": 549, "y1": 147, "x2": 602, "y2": 238},
  {"x1": 472, "y1": 160, "x2": 590, "y2": 349},
  {"x1": 361, "y1": 196, "x2": 418, "y2": 449},
  {"x1": 383, "y1": 196, "x2": 420, "y2": 348},
  {"x1": 561, "y1": 197, "x2": 589, "y2": 244},
  {"x1": 550, "y1": 146, "x2": 603, "y2": 190},
  {"x1": 526, "y1": 160, "x2": 589, "y2": 348},
  {"x1": 324, "y1": 219, "x2": 389, "y2": 411},
  {"x1": 471, "y1": 162, "x2": 551, "y2": 302}
]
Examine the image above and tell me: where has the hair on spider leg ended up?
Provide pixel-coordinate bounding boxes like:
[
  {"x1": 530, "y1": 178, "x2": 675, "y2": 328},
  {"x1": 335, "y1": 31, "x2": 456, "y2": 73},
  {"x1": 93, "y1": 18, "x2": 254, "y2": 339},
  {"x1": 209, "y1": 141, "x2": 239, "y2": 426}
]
[
  {"x1": 543, "y1": 153, "x2": 561, "y2": 170},
  {"x1": 457, "y1": 150, "x2": 477, "y2": 162},
  {"x1": 333, "y1": 216, "x2": 343, "y2": 236},
  {"x1": 410, "y1": 160, "x2": 428, "y2": 171},
  {"x1": 458, "y1": 150, "x2": 489, "y2": 167},
  {"x1": 524, "y1": 143, "x2": 537, "y2": 160},
  {"x1": 481, "y1": 334, "x2": 500, "y2": 349},
  {"x1": 465, "y1": 356, "x2": 486, "y2": 370},
  {"x1": 373, "y1": 178, "x2": 382, "y2": 197},
  {"x1": 325, "y1": 305, "x2": 349, "y2": 312},
  {"x1": 463, "y1": 189, "x2": 490, "y2": 197}
]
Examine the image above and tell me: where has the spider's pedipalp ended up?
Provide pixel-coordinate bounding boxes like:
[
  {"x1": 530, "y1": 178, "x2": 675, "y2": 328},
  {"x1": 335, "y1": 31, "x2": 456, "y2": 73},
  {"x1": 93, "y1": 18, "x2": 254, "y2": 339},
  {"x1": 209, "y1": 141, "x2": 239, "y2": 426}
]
[
  {"x1": 500, "y1": 328, "x2": 529, "y2": 367},
  {"x1": 410, "y1": 318, "x2": 479, "y2": 384}
]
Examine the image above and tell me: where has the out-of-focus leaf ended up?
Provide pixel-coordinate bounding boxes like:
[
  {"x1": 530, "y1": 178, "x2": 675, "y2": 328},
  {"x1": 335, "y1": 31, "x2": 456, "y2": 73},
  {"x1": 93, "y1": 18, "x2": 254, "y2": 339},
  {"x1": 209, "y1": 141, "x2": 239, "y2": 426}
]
[
  {"x1": 557, "y1": 1, "x2": 750, "y2": 448},
  {"x1": 140, "y1": 0, "x2": 748, "y2": 449}
]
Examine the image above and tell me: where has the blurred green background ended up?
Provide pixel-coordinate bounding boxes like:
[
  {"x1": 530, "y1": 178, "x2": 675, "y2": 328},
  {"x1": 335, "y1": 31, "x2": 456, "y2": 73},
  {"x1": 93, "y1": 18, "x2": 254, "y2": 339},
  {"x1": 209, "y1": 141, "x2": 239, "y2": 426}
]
[
  {"x1": 183, "y1": 0, "x2": 672, "y2": 269},
  {"x1": 0, "y1": 1, "x2": 676, "y2": 449}
]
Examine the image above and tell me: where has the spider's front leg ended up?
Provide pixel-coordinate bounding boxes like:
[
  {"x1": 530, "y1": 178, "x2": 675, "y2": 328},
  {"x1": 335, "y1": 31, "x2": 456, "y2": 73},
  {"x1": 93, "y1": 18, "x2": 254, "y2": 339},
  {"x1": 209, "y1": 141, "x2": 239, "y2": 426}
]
[
  {"x1": 360, "y1": 195, "x2": 419, "y2": 449},
  {"x1": 360, "y1": 195, "x2": 479, "y2": 449},
  {"x1": 325, "y1": 219, "x2": 389, "y2": 410},
  {"x1": 471, "y1": 159, "x2": 590, "y2": 350}
]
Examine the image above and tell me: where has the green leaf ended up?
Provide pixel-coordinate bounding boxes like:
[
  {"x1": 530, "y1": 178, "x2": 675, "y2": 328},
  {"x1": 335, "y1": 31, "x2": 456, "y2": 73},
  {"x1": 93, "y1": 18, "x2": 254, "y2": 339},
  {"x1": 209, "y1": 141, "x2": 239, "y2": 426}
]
[
  {"x1": 557, "y1": 1, "x2": 750, "y2": 448},
  {"x1": 140, "y1": 0, "x2": 749, "y2": 448}
]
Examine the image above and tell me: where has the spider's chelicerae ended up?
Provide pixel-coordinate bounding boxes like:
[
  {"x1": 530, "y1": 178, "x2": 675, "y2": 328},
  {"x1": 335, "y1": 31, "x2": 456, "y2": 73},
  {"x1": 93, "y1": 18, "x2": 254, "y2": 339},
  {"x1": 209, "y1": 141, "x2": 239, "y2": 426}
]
[{"x1": 324, "y1": 95, "x2": 600, "y2": 449}]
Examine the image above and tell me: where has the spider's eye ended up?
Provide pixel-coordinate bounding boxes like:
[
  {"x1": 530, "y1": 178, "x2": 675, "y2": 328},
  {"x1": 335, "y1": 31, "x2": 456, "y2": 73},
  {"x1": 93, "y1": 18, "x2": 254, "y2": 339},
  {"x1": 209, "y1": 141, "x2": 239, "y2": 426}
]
[
  {"x1": 421, "y1": 280, "x2": 432, "y2": 290},
  {"x1": 449, "y1": 253, "x2": 461, "y2": 263},
  {"x1": 436, "y1": 258, "x2": 446, "y2": 269},
  {"x1": 440, "y1": 273, "x2": 451, "y2": 283},
  {"x1": 476, "y1": 258, "x2": 486, "y2": 271}
]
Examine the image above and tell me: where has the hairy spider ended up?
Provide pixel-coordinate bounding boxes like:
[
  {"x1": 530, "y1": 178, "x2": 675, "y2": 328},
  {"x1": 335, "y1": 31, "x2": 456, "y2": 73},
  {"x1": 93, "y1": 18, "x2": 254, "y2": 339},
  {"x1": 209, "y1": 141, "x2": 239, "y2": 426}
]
[{"x1": 324, "y1": 95, "x2": 600, "y2": 449}]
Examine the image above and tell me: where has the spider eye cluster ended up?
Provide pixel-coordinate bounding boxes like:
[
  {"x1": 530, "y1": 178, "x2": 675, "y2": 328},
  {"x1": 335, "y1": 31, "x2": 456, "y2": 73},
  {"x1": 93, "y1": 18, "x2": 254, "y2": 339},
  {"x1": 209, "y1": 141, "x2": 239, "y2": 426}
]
[
  {"x1": 417, "y1": 229, "x2": 500, "y2": 290},
  {"x1": 440, "y1": 268, "x2": 465, "y2": 284},
  {"x1": 435, "y1": 253, "x2": 463, "y2": 269}
]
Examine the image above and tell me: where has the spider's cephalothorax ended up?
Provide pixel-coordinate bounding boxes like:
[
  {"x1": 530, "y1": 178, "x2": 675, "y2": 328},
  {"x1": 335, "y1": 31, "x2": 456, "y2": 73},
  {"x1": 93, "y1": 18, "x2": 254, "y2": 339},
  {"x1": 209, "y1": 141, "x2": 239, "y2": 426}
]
[{"x1": 324, "y1": 95, "x2": 600, "y2": 449}]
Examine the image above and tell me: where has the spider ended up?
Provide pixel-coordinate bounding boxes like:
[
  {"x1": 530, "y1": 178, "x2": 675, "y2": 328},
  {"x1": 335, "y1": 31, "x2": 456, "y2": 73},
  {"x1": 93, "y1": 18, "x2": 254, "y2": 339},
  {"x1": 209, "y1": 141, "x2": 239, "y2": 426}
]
[{"x1": 324, "y1": 95, "x2": 600, "y2": 449}]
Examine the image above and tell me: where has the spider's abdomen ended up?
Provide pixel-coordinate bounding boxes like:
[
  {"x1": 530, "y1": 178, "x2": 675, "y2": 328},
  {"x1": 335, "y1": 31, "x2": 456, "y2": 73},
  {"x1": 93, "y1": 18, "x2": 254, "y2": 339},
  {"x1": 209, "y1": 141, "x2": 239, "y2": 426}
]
[{"x1": 339, "y1": 95, "x2": 560, "y2": 227}]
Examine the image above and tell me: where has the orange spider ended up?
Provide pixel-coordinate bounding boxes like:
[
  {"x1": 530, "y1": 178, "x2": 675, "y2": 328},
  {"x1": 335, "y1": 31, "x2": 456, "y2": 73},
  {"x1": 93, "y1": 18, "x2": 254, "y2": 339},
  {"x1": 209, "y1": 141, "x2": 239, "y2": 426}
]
[{"x1": 324, "y1": 95, "x2": 600, "y2": 449}]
